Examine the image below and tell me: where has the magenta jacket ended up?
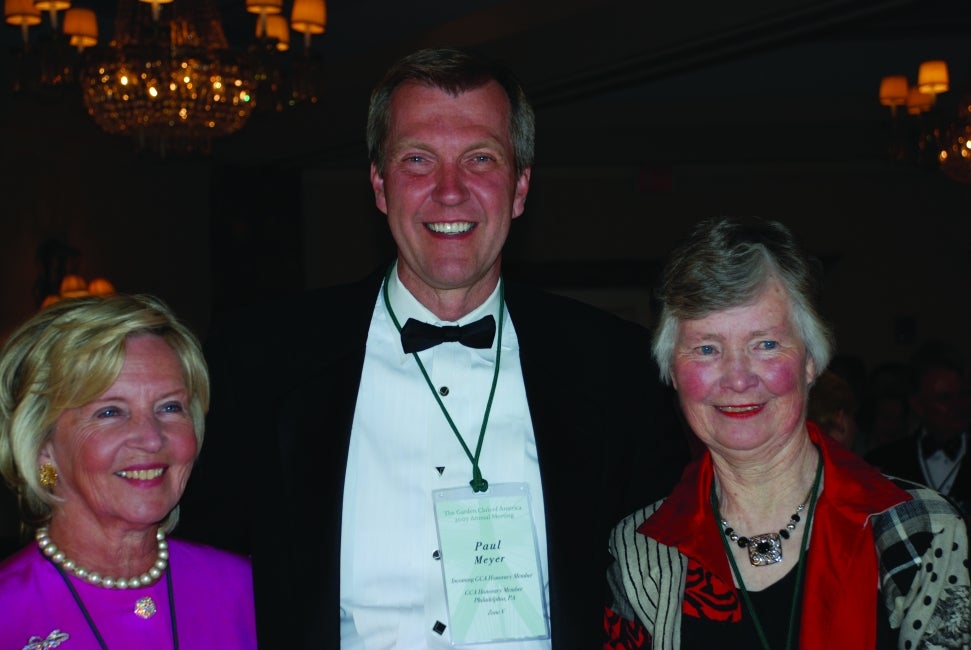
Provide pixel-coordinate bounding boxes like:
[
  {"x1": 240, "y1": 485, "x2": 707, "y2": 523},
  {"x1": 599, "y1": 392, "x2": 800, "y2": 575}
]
[{"x1": 0, "y1": 537, "x2": 256, "y2": 650}]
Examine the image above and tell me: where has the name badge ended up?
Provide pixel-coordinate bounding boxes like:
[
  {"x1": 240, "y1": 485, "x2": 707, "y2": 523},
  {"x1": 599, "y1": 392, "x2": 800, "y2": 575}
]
[{"x1": 433, "y1": 483, "x2": 550, "y2": 645}]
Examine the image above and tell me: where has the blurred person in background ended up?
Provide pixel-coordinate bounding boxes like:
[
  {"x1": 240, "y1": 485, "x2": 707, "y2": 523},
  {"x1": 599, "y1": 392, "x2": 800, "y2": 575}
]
[
  {"x1": 867, "y1": 340, "x2": 971, "y2": 519},
  {"x1": 807, "y1": 369, "x2": 860, "y2": 451}
]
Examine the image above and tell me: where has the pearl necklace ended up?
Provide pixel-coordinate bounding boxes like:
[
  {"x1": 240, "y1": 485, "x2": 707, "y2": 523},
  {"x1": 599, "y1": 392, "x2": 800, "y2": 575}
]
[{"x1": 35, "y1": 526, "x2": 169, "y2": 589}]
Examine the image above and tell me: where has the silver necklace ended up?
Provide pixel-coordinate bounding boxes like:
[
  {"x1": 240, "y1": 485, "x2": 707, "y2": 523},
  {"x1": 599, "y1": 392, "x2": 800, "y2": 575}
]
[
  {"x1": 36, "y1": 526, "x2": 169, "y2": 588},
  {"x1": 719, "y1": 495, "x2": 811, "y2": 567},
  {"x1": 711, "y1": 451, "x2": 823, "y2": 649}
]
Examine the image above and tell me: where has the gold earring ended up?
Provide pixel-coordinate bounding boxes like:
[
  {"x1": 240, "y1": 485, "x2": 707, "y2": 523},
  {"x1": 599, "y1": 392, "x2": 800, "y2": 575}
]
[{"x1": 39, "y1": 464, "x2": 58, "y2": 489}]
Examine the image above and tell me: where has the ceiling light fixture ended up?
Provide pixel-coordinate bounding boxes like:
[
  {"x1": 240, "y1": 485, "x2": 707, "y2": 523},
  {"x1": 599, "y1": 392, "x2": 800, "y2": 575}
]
[
  {"x1": 879, "y1": 59, "x2": 970, "y2": 184},
  {"x1": 5, "y1": 0, "x2": 328, "y2": 155}
]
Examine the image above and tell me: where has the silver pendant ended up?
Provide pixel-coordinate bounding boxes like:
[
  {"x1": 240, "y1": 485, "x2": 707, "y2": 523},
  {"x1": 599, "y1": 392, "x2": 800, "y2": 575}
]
[{"x1": 747, "y1": 532, "x2": 783, "y2": 566}]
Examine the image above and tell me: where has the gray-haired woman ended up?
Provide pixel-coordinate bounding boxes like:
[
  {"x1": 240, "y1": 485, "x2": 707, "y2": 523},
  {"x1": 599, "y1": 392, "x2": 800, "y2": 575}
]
[{"x1": 605, "y1": 218, "x2": 969, "y2": 649}]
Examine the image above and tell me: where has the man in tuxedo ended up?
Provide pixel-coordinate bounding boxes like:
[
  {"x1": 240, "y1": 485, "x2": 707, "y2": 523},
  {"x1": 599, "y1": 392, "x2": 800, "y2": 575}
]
[
  {"x1": 867, "y1": 341, "x2": 970, "y2": 518},
  {"x1": 180, "y1": 47, "x2": 686, "y2": 649}
]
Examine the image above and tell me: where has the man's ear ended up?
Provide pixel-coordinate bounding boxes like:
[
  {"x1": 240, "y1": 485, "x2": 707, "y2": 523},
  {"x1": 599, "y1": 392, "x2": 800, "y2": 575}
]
[
  {"x1": 511, "y1": 167, "x2": 531, "y2": 219},
  {"x1": 370, "y1": 163, "x2": 388, "y2": 215}
]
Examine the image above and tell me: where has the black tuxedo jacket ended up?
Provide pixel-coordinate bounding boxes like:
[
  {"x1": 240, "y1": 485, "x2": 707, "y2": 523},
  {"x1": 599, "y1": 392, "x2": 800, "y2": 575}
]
[
  {"x1": 180, "y1": 270, "x2": 687, "y2": 649},
  {"x1": 865, "y1": 431, "x2": 971, "y2": 516}
]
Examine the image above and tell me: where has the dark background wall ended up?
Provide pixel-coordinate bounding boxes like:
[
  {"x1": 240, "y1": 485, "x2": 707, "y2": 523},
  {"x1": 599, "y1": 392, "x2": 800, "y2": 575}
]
[
  {"x1": 301, "y1": 160, "x2": 970, "y2": 370},
  {"x1": 2, "y1": 0, "x2": 968, "y2": 369}
]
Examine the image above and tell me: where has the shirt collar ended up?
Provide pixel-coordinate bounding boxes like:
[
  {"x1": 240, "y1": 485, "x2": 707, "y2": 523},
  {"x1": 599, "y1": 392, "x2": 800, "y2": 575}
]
[
  {"x1": 919, "y1": 428, "x2": 967, "y2": 461},
  {"x1": 386, "y1": 261, "x2": 502, "y2": 327}
]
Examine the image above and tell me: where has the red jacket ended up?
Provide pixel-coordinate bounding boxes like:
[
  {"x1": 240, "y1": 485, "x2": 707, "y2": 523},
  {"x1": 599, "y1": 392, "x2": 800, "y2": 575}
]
[{"x1": 638, "y1": 423, "x2": 911, "y2": 648}]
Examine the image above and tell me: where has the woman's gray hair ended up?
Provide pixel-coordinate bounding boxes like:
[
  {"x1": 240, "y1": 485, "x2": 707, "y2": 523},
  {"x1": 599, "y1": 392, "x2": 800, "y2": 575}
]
[
  {"x1": 366, "y1": 47, "x2": 535, "y2": 177},
  {"x1": 0, "y1": 294, "x2": 209, "y2": 532},
  {"x1": 652, "y1": 217, "x2": 834, "y2": 383}
]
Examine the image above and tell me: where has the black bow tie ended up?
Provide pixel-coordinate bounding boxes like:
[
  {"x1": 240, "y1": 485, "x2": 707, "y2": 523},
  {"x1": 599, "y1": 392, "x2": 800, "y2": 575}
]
[
  {"x1": 399, "y1": 315, "x2": 496, "y2": 354},
  {"x1": 922, "y1": 434, "x2": 963, "y2": 460}
]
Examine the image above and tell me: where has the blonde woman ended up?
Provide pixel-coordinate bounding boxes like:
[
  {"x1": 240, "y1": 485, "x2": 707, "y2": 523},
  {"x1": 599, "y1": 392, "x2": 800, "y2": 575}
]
[{"x1": 0, "y1": 294, "x2": 256, "y2": 649}]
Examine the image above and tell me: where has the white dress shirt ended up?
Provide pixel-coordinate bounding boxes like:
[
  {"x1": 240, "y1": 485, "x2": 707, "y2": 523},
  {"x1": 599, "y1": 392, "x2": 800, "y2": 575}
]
[
  {"x1": 340, "y1": 265, "x2": 551, "y2": 649},
  {"x1": 918, "y1": 429, "x2": 967, "y2": 496}
]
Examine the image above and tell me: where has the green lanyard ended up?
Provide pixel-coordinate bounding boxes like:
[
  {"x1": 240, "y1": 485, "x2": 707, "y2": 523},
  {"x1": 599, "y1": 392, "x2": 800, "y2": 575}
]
[
  {"x1": 382, "y1": 264, "x2": 503, "y2": 493},
  {"x1": 711, "y1": 450, "x2": 823, "y2": 650}
]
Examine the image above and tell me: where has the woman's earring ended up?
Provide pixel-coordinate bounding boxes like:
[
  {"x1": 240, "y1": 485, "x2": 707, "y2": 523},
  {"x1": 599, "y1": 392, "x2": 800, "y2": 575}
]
[{"x1": 39, "y1": 464, "x2": 58, "y2": 489}]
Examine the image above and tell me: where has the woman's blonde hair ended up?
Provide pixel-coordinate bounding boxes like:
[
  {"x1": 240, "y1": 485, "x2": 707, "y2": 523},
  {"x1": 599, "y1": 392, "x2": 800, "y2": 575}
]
[{"x1": 0, "y1": 294, "x2": 209, "y2": 532}]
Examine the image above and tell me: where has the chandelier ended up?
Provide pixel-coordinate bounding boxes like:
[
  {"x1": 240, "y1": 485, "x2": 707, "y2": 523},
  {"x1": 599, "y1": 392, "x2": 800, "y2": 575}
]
[
  {"x1": 878, "y1": 59, "x2": 971, "y2": 184},
  {"x1": 4, "y1": 0, "x2": 328, "y2": 155}
]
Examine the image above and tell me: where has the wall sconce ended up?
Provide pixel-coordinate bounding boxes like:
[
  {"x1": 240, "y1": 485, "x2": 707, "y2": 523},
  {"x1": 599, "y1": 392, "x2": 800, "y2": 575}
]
[
  {"x1": 917, "y1": 60, "x2": 949, "y2": 96},
  {"x1": 41, "y1": 275, "x2": 117, "y2": 308},
  {"x1": 878, "y1": 59, "x2": 971, "y2": 183}
]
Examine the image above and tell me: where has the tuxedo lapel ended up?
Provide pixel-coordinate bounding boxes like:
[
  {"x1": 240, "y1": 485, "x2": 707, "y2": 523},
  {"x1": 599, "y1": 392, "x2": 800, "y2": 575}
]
[
  {"x1": 254, "y1": 274, "x2": 676, "y2": 649},
  {"x1": 276, "y1": 350, "x2": 366, "y2": 646},
  {"x1": 259, "y1": 272, "x2": 382, "y2": 647},
  {"x1": 277, "y1": 271, "x2": 382, "y2": 517},
  {"x1": 504, "y1": 283, "x2": 624, "y2": 648}
]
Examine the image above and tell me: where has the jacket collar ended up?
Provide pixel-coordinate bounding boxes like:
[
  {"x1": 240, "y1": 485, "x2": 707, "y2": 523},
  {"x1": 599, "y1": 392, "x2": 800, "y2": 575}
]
[{"x1": 637, "y1": 422, "x2": 911, "y2": 587}]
